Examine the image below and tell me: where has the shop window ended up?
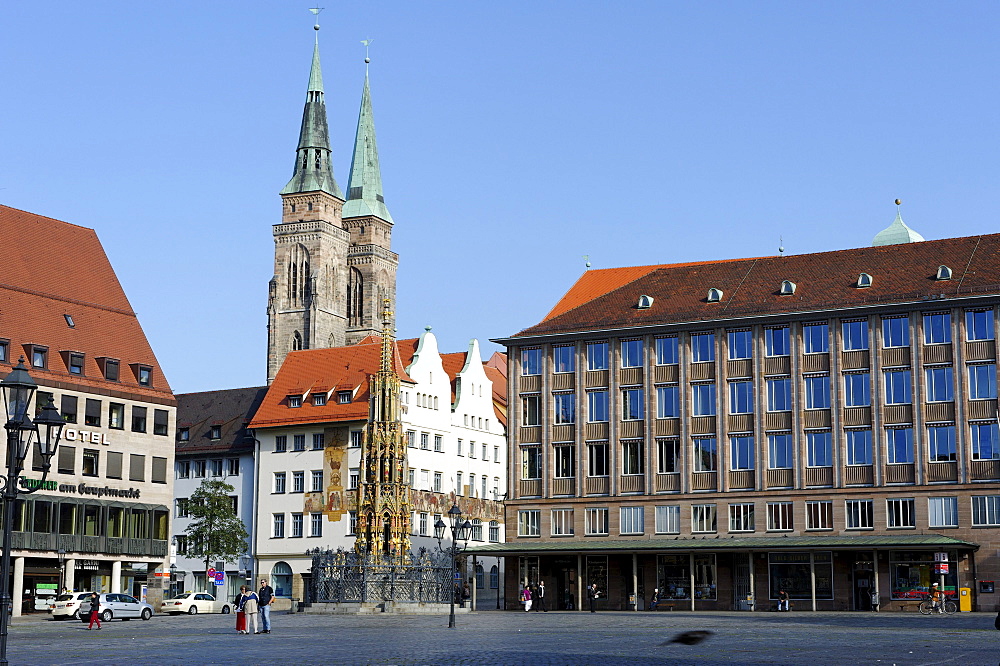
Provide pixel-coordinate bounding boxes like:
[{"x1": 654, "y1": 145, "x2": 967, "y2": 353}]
[
  {"x1": 769, "y1": 552, "x2": 833, "y2": 600},
  {"x1": 890, "y1": 551, "x2": 957, "y2": 600}
]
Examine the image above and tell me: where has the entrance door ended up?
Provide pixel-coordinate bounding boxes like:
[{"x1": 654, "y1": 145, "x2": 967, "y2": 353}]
[
  {"x1": 853, "y1": 558, "x2": 875, "y2": 610},
  {"x1": 732, "y1": 553, "x2": 753, "y2": 610}
]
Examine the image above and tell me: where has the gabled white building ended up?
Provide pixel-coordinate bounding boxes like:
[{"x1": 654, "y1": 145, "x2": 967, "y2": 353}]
[{"x1": 249, "y1": 328, "x2": 507, "y2": 609}]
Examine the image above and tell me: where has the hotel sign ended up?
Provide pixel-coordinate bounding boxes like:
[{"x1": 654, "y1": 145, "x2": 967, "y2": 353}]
[
  {"x1": 61, "y1": 429, "x2": 111, "y2": 445},
  {"x1": 20, "y1": 477, "x2": 141, "y2": 498}
]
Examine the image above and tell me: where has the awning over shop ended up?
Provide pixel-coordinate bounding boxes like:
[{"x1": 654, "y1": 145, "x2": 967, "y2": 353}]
[{"x1": 469, "y1": 534, "x2": 978, "y2": 557}]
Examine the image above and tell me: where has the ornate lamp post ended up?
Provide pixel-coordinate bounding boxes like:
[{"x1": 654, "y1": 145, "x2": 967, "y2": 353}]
[
  {"x1": 0, "y1": 359, "x2": 63, "y2": 666},
  {"x1": 434, "y1": 504, "x2": 472, "y2": 629}
]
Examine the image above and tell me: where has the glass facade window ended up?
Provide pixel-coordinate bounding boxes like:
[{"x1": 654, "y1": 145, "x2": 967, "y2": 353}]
[
  {"x1": 520, "y1": 447, "x2": 541, "y2": 480},
  {"x1": 729, "y1": 381, "x2": 753, "y2": 414},
  {"x1": 844, "y1": 373, "x2": 871, "y2": 407},
  {"x1": 585, "y1": 508, "x2": 609, "y2": 535},
  {"x1": 806, "y1": 501, "x2": 833, "y2": 530},
  {"x1": 587, "y1": 391, "x2": 608, "y2": 422},
  {"x1": 729, "y1": 503, "x2": 755, "y2": 532},
  {"x1": 587, "y1": 342, "x2": 609, "y2": 370},
  {"x1": 969, "y1": 364, "x2": 997, "y2": 400},
  {"x1": 656, "y1": 386, "x2": 679, "y2": 418},
  {"x1": 551, "y1": 509, "x2": 574, "y2": 536},
  {"x1": 766, "y1": 502, "x2": 793, "y2": 531},
  {"x1": 886, "y1": 498, "x2": 916, "y2": 528},
  {"x1": 846, "y1": 430, "x2": 873, "y2": 465},
  {"x1": 518, "y1": 510, "x2": 540, "y2": 536},
  {"x1": 882, "y1": 317, "x2": 910, "y2": 348},
  {"x1": 886, "y1": 428, "x2": 914, "y2": 464},
  {"x1": 884, "y1": 370, "x2": 912, "y2": 404},
  {"x1": 692, "y1": 384, "x2": 716, "y2": 416},
  {"x1": 521, "y1": 348, "x2": 541, "y2": 375},
  {"x1": 924, "y1": 367, "x2": 954, "y2": 402},
  {"x1": 972, "y1": 496, "x2": 1000, "y2": 526},
  {"x1": 927, "y1": 425, "x2": 956, "y2": 462},
  {"x1": 620, "y1": 506, "x2": 644, "y2": 535},
  {"x1": 971, "y1": 422, "x2": 1000, "y2": 460},
  {"x1": 842, "y1": 320, "x2": 869, "y2": 351},
  {"x1": 588, "y1": 443, "x2": 609, "y2": 476},
  {"x1": 966, "y1": 310, "x2": 995, "y2": 341},
  {"x1": 655, "y1": 506, "x2": 680, "y2": 534},
  {"x1": 655, "y1": 337, "x2": 678, "y2": 365},
  {"x1": 621, "y1": 339, "x2": 644, "y2": 368},
  {"x1": 766, "y1": 378, "x2": 792, "y2": 412},
  {"x1": 806, "y1": 431, "x2": 832, "y2": 467},
  {"x1": 764, "y1": 327, "x2": 790, "y2": 357},
  {"x1": 553, "y1": 445, "x2": 574, "y2": 478},
  {"x1": 554, "y1": 393, "x2": 575, "y2": 424},
  {"x1": 927, "y1": 497, "x2": 958, "y2": 527},
  {"x1": 923, "y1": 312, "x2": 952, "y2": 344},
  {"x1": 804, "y1": 375, "x2": 830, "y2": 409},
  {"x1": 693, "y1": 438, "x2": 717, "y2": 472},
  {"x1": 691, "y1": 504, "x2": 717, "y2": 533},
  {"x1": 769, "y1": 553, "x2": 833, "y2": 600},
  {"x1": 768, "y1": 434, "x2": 793, "y2": 469},
  {"x1": 729, "y1": 436, "x2": 754, "y2": 470},
  {"x1": 522, "y1": 395, "x2": 541, "y2": 426},
  {"x1": 803, "y1": 323, "x2": 829, "y2": 354},
  {"x1": 621, "y1": 440, "x2": 643, "y2": 475},
  {"x1": 657, "y1": 439, "x2": 679, "y2": 474},
  {"x1": 691, "y1": 333, "x2": 715, "y2": 363},
  {"x1": 728, "y1": 330, "x2": 752, "y2": 360},
  {"x1": 621, "y1": 388, "x2": 644, "y2": 420},
  {"x1": 553, "y1": 346, "x2": 575, "y2": 373},
  {"x1": 846, "y1": 500, "x2": 874, "y2": 529}
]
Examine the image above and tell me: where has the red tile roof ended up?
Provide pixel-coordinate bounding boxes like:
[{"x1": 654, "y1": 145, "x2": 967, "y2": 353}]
[
  {"x1": 512, "y1": 234, "x2": 1000, "y2": 338},
  {"x1": 0, "y1": 205, "x2": 172, "y2": 401}
]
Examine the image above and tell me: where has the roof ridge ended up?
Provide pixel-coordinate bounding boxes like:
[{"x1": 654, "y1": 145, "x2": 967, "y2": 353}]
[
  {"x1": 0, "y1": 282, "x2": 136, "y2": 316},
  {"x1": 0, "y1": 204, "x2": 95, "y2": 232}
]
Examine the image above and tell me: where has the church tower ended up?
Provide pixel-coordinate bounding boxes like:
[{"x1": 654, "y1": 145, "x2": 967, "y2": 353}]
[
  {"x1": 267, "y1": 25, "x2": 398, "y2": 381},
  {"x1": 354, "y1": 300, "x2": 411, "y2": 561},
  {"x1": 342, "y1": 58, "x2": 398, "y2": 345}
]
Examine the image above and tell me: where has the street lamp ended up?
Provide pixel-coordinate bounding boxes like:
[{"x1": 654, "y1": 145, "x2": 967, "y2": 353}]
[
  {"x1": 434, "y1": 503, "x2": 472, "y2": 629},
  {"x1": 0, "y1": 359, "x2": 63, "y2": 666},
  {"x1": 57, "y1": 549, "x2": 66, "y2": 592}
]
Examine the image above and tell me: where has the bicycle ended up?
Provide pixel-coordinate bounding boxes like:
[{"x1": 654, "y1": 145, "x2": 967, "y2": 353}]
[{"x1": 918, "y1": 596, "x2": 957, "y2": 615}]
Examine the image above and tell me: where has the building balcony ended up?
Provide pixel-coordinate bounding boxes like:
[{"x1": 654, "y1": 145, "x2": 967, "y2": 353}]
[
  {"x1": 766, "y1": 468, "x2": 793, "y2": 489},
  {"x1": 805, "y1": 466, "x2": 833, "y2": 487},
  {"x1": 728, "y1": 469, "x2": 755, "y2": 490},
  {"x1": 655, "y1": 473, "x2": 680, "y2": 492},
  {"x1": 844, "y1": 465, "x2": 874, "y2": 486},
  {"x1": 927, "y1": 461, "x2": 958, "y2": 483}
]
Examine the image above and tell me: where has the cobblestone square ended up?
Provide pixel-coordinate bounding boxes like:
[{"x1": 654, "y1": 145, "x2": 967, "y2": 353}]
[{"x1": 5, "y1": 609, "x2": 999, "y2": 665}]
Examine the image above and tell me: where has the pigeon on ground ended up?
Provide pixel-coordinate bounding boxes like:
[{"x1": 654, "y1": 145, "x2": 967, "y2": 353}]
[{"x1": 663, "y1": 630, "x2": 714, "y2": 646}]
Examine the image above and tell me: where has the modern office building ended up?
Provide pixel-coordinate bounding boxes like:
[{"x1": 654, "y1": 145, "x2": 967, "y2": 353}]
[
  {"x1": 171, "y1": 387, "x2": 265, "y2": 600},
  {"x1": 0, "y1": 205, "x2": 176, "y2": 614},
  {"x1": 477, "y1": 216, "x2": 1000, "y2": 612},
  {"x1": 249, "y1": 328, "x2": 508, "y2": 609}
]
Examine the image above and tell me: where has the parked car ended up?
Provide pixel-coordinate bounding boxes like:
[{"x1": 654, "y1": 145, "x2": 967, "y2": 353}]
[
  {"x1": 160, "y1": 592, "x2": 232, "y2": 615},
  {"x1": 79, "y1": 593, "x2": 154, "y2": 622},
  {"x1": 50, "y1": 592, "x2": 94, "y2": 620}
]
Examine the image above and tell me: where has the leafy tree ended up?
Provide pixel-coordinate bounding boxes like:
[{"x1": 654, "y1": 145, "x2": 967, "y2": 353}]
[{"x1": 184, "y1": 479, "x2": 249, "y2": 583}]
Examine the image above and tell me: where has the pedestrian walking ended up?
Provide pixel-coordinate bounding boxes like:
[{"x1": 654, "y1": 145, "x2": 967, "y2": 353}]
[
  {"x1": 777, "y1": 589, "x2": 790, "y2": 612},
  {"x1": 86, "y1": 592, "x2": 102, "y2": 630},
  {"x1": 241, "y1": 587, "x2": 260, "y2": 635},
  {"x1": 461, "y1": 583, "x2": 471, "y2": 608},
  {"x1": 258, "y1": 578, "x2": 275, "y2": 633},
  {"x1": 534, "y1": 580, "x2": 547, "y2": 612},
  {"x1": 930, "y1": 583, "x2": 943, "y2": 614},
  {"x1": 521, "y1": 584, "x2": 533, "y2": 612},
  {"x1": 234, "y1": 586, "x2": 250, "y2": 633},
  {"x1": 588, "y1": 584, "x2": 600, "y2": 613}
]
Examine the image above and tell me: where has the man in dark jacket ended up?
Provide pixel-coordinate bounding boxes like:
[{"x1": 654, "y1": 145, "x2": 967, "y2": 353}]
[
  {"x1": 534, "y1": 580, "x2": 547, "y2": 612},
  {"x1": 258, "y1": 579, "x2": 275, "y2": 633},
  {"x1": 87, "y1": 593, "x2": 102, "y2": 630}
]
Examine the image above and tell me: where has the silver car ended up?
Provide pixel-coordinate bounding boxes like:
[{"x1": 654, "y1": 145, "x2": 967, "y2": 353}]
[{"x1": 79, "y1": 593, "x2": 154, "y2": 622}]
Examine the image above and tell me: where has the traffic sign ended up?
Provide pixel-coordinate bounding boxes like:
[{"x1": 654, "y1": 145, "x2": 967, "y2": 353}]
[
  {"x1": 935, "y1": 563, "x2": 950, "y2": 574},
  {"x1": 454, "y1": 572, "x2": 461, "y2": 581},
  {"x1": 213, "y1": 572, "x2": 225, "y2": 586},
  {"x1": 934, "y1": 552, "x2": 949, "y2": 562},
  {"x1": 207, "y1": 567, "x2": 217, "y2": 578}
]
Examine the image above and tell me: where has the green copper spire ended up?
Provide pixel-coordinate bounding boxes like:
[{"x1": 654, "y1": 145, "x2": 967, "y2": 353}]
[
  {"x1": 872, "y1": 200, "x2": 924, "y2": 247},
  {"x1": 281, "y1": 30, "x2": 343, "y2": 199},
  {"x1": 343, "y1": 69, "x2": 392, "y2": 222}
]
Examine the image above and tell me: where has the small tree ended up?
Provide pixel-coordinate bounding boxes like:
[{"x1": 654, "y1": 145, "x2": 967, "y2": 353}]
[{"x1": 185, "y1": 479, "x2": 249, "y2": 588}]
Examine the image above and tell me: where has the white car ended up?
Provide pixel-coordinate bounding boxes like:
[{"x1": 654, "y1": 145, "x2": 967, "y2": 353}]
[
  {"x1": 79, "y1": 593, "x2": 154, "y2": 622},
  {"x1": 160, "y1": 592, "x2": 232, "y2": 615},
  {"x1": 50, "y1": 592, "x2": 94, "y2": 620}
]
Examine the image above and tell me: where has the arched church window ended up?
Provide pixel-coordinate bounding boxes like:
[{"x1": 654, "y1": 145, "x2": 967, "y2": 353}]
[
  {"x1": 292, "y1": 331, "x2": 303, "y2": 351},
  {"x1": 348, "y1": 268, "x2": 364, "y2": 327}
]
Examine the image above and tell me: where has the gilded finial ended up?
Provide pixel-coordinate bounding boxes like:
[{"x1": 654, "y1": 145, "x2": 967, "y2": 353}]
[
  {"x1": 895, "y1": 198, "x2": 901, "y2": 206},
  {"x1": 309, "y1": 6, "x2": 324, "y2": 31}
]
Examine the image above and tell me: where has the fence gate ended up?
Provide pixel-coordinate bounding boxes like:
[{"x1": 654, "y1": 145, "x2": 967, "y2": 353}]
[{"x1": 732, "y1": 552, "x2": 753, "y2": 610}]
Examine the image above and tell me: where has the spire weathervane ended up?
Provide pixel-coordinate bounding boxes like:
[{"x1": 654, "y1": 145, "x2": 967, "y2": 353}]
[
  {"x1": 361, "y1": 38, "x2": 373, "y2": 66},
  {"x1": 310, "y1": 6, "x2": 324, "y2": 34}
]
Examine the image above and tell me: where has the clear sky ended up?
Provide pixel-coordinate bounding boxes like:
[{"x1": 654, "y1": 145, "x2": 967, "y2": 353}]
[{"x1": 3, "y1": 2, "x2": 1000, "y2": 393}]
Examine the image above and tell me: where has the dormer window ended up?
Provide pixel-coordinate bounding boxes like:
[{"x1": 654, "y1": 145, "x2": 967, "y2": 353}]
[
  {"x1": 637, "y1": 295, "x2": 654, "y2": 309},
  {"x1": 337, "y1": 391, "x2": 352, "y2": 404},
  {"x1": 27, "y1": 345, "x2": 47, "y2": 369},
  {"x1": 178, "y1": 428, "x2": 190, "y2": 442},
  {"x1": 0, "y1": 340, "x2": 8, "y2": 363},
  {"x1": 288, "y1": 395, "x2": 302, "y2": 408},
  {"x1": 780, "y1": 280, "x2": 796, "y2": 295},
  {"x1": 707, "y1": 288, "x2": 723, "y2": 303},
  {"x1": 68, "y1": 353, "x2": 85, "y2": 375},
  {"x1": 98, "y1": 357, "x2": 120, "y2": 382},
  {"x1": 936, "y1": 265, "x2": 953, "y2": 281},
  {"x1": 209, "y1": 426, "x2": 221, "y2": 440},
  {"x1": 313, "y1": 393, "x2": 327, "y2": 406},
  {"x1": 138, "y1": 366, "x2": 152, "y2": 386},
  {"x1": 857, "y1": 273, "x2": 873, "y2": 288}
]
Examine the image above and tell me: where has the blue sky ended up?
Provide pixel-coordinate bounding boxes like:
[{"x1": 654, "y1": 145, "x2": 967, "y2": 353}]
[{"x1": 3, "y1": 2, "x2": 999, "y2": 393}]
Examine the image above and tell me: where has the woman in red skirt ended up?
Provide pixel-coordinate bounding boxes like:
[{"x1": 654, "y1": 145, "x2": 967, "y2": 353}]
[{"x1": 234, "y1": 586, "x2": 249, "y2": 633}]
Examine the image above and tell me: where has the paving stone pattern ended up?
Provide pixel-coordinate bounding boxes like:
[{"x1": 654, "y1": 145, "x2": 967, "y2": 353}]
[{"x1": 6, "y1": 610, "x2": 999, "y2": 665}]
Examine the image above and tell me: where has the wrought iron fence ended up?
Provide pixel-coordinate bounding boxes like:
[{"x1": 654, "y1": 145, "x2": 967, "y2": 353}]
[{"x1": 309, "y1": 547, "x2": 455, "y2": 604}]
